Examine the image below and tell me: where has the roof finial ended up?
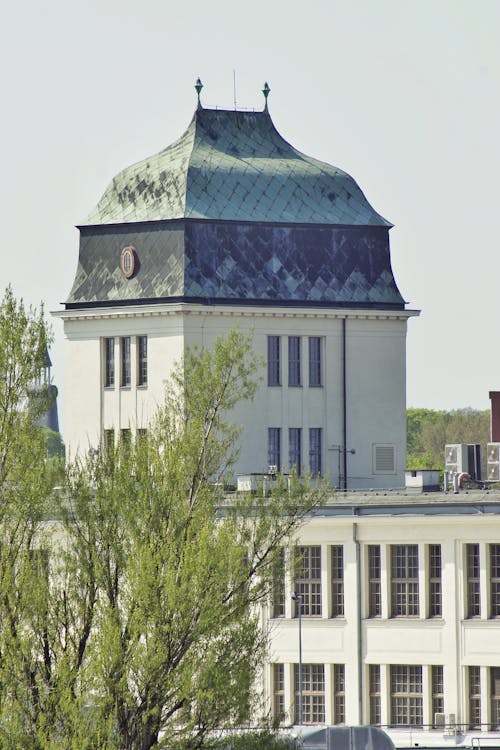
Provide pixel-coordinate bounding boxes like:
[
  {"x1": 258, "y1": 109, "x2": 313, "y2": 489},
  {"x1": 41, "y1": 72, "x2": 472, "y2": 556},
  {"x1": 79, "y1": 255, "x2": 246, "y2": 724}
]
[
  {"x1": 195, "y1": 78, "x2": 203, "y2": 109},
  {"x1": 262, "y1": 81, "x2": 270, "y2": 110}
]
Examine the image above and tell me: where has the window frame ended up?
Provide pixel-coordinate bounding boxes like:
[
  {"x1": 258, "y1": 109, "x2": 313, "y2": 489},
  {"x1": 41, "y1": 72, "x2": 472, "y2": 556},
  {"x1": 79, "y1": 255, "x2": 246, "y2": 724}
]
[
  {"x1": 308, "y1": 336, "x2": 322, "y2": 387},
  {"x1": 331, "y1": 545, "x2": 344, "y2": 618},
  {"x1": 466, "y1": 543, "x2": 481, "y2": 618},
  {"x1": 295, "y1": 664, "x2": 325, "y2": 725},
  {"x1": 294, "y1": 545, "x2": 322, "y2": 616},
  {"x1": 137, "y1": 335, "x2": 148, "y2": 387},
  {"x1": 268, "y1": 427, "x2": 281, "y2": 472},
  {"x1": 429, "y1": 544, "x2": 442, "y2": 618},
  {"x1": 309, "y1": 427, "x2": 322, "y2": 476},
  {"x1": 390, "y1": 665, "x2": 423, "y2": 727},
  {"x1": 267, "y1": 335, "x2": 281, "y2": 387},
  {"x1": 104, "y1": 337, "x2": 115, "y2": 388},
  {"x1": 289, "y1": 427, "x2": 302, "y2": 476},
  {"x1": 390, "y1": 545, "x2": 419, "y2": 617},
  {"x1": 120, "y1": 336, "x2": 131, "y2": 387},
  {"x1": 288, "y1": 336, "x2": 301, "y2": 387},
  {"x1": 368, "y1": 545, "x2": 382, "y2": 618}
]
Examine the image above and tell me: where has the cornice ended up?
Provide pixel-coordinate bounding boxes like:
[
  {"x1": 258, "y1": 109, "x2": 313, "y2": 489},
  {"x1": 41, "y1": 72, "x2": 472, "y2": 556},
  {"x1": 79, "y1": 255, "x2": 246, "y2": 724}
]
[{"x1": 53, "y1": 303, "x2": 420, "y2": 324}]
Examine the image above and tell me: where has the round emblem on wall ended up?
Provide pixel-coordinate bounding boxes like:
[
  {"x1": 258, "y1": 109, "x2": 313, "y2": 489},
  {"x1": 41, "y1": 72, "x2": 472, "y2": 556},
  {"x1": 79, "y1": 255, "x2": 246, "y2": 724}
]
[{"x1": 120, "y1": 246, "x2": 137, "y2": 278}]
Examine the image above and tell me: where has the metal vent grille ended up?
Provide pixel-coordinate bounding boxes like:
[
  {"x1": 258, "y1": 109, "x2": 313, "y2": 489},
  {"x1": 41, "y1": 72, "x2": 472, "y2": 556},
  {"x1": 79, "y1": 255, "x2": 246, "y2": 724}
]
[{"x1": 374, "y1": 445, "x2": 395, "y2": 473}]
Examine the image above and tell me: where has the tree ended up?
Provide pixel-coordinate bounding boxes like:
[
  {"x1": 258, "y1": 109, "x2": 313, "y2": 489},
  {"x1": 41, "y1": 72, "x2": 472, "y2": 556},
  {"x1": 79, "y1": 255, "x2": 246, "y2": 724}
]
[
  {"x1": 0, "y1": 329, "x2": 326, "y2": 749},
  {"x1": 407, "y1": 407, "x2": 490, "y2": 471},
  {"x1": 0, "y1": 287, "x2": 63, "y2": 747}
]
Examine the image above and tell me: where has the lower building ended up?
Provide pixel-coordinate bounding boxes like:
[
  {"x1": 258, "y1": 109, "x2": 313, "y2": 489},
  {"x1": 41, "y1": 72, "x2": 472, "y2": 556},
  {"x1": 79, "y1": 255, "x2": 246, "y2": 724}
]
[{"x1": 263, "y1": 489, "x2": 500, "y2": 743}]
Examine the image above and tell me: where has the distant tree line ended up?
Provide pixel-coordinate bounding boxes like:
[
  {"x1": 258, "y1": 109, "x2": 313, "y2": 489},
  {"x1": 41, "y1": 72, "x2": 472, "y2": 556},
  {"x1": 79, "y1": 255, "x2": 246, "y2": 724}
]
[{"x1": 407, "y1": 407, "x2": 490, "y2": 470}]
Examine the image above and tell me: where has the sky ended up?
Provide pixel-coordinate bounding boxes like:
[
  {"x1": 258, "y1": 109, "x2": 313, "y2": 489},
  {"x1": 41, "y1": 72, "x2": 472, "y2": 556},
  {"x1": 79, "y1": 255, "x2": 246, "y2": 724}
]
[{"x1": 1, "y1": 0, "x2": 499, "y2": 435}]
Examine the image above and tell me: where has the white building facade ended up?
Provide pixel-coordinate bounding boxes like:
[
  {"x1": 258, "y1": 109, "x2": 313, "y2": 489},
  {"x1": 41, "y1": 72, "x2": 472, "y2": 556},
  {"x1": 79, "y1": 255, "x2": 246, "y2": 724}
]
[{"x1": 265, "y1": 492, "x2": 500, "y2": 743}]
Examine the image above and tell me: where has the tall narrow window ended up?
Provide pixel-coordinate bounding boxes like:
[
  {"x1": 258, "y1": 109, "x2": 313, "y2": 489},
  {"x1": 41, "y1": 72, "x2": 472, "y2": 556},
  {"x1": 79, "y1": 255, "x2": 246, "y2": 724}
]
[
  {"x1": 469, "y1": 666, "x2": 481, "y2": 729},
  {"x1": 273, "y1": 664, "x2": 285, "y2": 722},
  {"x1": 466, "y1": 544, "x2": 480, "y2": 618},
  {"x1": 267, "y1": 336, "x2": 281, "y2": 386},
  {"x1": 369, "y1": 665, "x2": 381, "y2": 725},
  {"x1": 391, "y1": 545, "x2": 419, "y2": 617},
  {"x1": 120, "y1": 336, "x2": 131, "y2": 387},
  {"x1": 288, "y1": 336, "x2": 301, "y2": 386},
  {"x1": 429, "y1": 544, "x2": 442, "y2": 617},
  {"x1": 308, "y1": 336, "x2": 322, "y2": 387},
  {"x1": 491, "y1": 667, "x2": 500, "y2": 729},
  {"x1": 334, "y1": 664, "x2": 345, "y2": 724},
  {"x1": 271, "y1": 548, "x2": 285, "y2": 618},
  {"x1": 137, "y1": 335, "x2": 148, "y2": 386},
  {"x1": 309, "y1": 428, "x2": 322, "y2": 476},
  {"x1": 104, "y1": 337, "x2": 115, "y2": 387},
  {"x1": 331, "y1": 546, "x2": 344, "y2": 617},
  {"x1": 295, "y1": 546, "x2": 321, "y2": 616},
  {"x1": 289, "y1": 428, "x2": 302, "y2": 476},
  {"x1": 491, "y1": 544, "x2": 500, "y2": 617},
  {"x1": 432, "y1": 666, "x2": 444, "y2": 726},
  {"x1": 295, "y1": 664, "x2": 325, "y2": 724},
  {"x1": 268, "y1": 428, "x2": 281, "y2": 472},
  {"x1": 368, "y1": 545, "x2": 381, "y2": 617},
  {"x1": 390, "y1": 665, "x2": 423, "y2": 727}
]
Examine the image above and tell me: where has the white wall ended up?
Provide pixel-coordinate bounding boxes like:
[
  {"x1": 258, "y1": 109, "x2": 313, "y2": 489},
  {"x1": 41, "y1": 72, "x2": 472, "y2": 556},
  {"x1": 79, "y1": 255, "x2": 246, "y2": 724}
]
[
  {"x1": 265, "y1": 509, "x2": 500, "y2": 728},
  {"x1": 59, "y1": 303, "x2": 416, "y2": 487}
]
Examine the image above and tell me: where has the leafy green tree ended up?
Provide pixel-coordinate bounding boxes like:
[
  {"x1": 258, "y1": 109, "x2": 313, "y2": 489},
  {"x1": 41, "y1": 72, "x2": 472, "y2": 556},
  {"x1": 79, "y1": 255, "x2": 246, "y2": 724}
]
[
  {"x1": 0, "y1": 329, "x2": 326, "y2": 749},
  {"x1": 407, "y1": 407, "x2": 490, "y2": 471}
]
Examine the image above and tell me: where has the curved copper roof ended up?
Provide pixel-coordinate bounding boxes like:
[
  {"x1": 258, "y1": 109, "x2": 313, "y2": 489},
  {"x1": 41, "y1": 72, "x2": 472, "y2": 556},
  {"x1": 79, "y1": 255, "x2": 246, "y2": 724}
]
[{"x1": 86, "y1": 107, "x2": 391, "y2": 227}]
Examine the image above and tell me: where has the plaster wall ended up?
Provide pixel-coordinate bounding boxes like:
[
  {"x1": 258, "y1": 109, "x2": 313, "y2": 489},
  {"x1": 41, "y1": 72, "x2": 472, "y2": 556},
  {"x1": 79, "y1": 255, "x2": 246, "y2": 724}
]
[
  {"x1": 60, "y1": 303, "x2": 413, "y2": 487},
  {"x1": 265, "y1": 511, "x2": 500, "y2": 727}
]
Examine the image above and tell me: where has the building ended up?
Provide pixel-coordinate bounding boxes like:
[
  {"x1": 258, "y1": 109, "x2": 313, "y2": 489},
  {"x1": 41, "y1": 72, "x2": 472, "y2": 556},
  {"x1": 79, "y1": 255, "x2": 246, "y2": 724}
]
[
  {"x1": 265, "y1": 489, "x2": 500, "y2": 744},
  {"x1": 57, "y1": 84, "x2": 417, "y2": 488}
]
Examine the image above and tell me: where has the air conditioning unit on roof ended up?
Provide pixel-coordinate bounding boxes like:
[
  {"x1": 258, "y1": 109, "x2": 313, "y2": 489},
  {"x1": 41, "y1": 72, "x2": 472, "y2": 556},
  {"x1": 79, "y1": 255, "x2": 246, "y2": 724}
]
[
  {"x1": 487, "y1": 443, "x2": 500, "y2": 481},
  {"x1": 445, "y1": 444, "x2": 481, "y2": 480}
]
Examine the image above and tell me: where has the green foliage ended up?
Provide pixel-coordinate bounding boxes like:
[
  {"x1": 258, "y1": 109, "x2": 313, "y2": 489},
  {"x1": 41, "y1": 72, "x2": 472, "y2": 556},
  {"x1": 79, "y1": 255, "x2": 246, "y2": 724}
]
[
  {"x1": 407, "y1": 407, "x2": 490, "y2": 470},
  {"x1": 0, "y1": 328, "x2": 326, "y2": 749}
]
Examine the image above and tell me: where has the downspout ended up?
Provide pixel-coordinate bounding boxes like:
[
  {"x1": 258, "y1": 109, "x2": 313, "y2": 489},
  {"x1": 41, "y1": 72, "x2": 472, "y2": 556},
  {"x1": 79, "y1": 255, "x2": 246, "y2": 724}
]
[
  {"x1": 343, "y1": 318, "x2": 347, "y2": 490},
  {"x1": 353, "y1": 521, "x2": 363, "y2": 723}
]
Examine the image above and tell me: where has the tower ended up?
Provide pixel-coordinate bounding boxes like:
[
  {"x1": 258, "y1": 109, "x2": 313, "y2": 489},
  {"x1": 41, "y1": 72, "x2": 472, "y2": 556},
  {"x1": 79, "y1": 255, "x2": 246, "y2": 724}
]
[{"x1": 58, "y1": 84, "x2": 417, "y2": 487}]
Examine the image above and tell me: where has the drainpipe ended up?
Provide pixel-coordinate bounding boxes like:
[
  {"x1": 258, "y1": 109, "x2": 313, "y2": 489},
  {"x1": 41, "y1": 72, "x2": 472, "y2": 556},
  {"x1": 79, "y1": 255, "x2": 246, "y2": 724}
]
[
  {"x1": 353, "y1": 521, "x2": 363, "y2": 723},
  {"x1": 342, "y1": 318, "x2": 347, "y2": 490}
]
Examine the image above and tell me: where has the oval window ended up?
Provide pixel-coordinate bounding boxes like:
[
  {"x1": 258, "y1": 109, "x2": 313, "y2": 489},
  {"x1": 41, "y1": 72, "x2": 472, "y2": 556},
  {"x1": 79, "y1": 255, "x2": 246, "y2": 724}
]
[{"x1": 120, "y1": 246, "x2": 136, "y2": 278}]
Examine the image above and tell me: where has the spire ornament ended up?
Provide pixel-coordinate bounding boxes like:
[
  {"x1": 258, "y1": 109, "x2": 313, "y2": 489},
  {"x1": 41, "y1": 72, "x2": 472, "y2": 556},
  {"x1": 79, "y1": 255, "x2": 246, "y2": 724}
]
[
  {"x1": 195, "y1": 78, "x2": 203, "y2": 109},
  {"x1": 262, "y1": 81, "x2": 270, "y2": 110}
]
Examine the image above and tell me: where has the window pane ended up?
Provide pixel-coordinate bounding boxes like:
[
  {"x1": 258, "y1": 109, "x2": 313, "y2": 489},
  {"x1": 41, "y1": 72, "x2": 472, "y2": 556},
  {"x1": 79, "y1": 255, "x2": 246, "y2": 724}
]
[
  {"x1": 268, "y1": 336, "x2": 281, "y2": 386},
  {"x1": 368, "y1": 545, "x2": 381, "y2": 617},
  {"x1": 268, "y1": 428, "x2": 281, "y2": 471},
  {"x1": 137, "y1": 335, "x2": 148, "y2": 386},
  {"x1": 288, "y1": 336, "x2": 301, "y2": 386},
  {"x1": 104, "y1": 337, "x2": 115, "y2": 387},
  {"x1": 295, "y1": 546, "x2": 321, "y2": 616},
  {"x1": 429, "y1": 545, "x2": 442, "y2": 617},
  {"x1": 289, "y1": 428, "x2": 302, "y2": 476},
  {"x1": 309, "y1": 428, "x2": 322, "y2": 476},
  {"x1": 309, "y1": 337, "x2": 322, "y2": 387},
  {"x1": 295, "y1": 664, "x2": 325, "y2": 724},
  {"x1": 466, "y1": 544, "x2": 480, "y2": 617},
  {"x1": 391, "y1": 545, "x2": 419, "y2": 617},
  {"x1": 491, "y1": 545, "x2": 500, "y2": 617},
  {"x1": 331, "y1": 546, "x2": 344, "y2": 617},
  {"x1": 120, "y1": 336, "x2": 131, "y2": 387}
]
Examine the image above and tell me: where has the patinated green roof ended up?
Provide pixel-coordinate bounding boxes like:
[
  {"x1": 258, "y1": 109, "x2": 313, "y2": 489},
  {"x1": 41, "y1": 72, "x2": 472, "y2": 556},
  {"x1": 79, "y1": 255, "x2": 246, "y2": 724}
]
[{"x1": 86, "y1": 107, "x2": 391, "y2": 227}]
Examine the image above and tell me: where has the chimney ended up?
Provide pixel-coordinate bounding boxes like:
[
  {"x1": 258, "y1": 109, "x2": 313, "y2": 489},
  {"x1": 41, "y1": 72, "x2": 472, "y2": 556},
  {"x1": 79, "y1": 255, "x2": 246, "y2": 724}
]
[{"x1": 489, "y1": 391, "x2": 500, "y2": 441}]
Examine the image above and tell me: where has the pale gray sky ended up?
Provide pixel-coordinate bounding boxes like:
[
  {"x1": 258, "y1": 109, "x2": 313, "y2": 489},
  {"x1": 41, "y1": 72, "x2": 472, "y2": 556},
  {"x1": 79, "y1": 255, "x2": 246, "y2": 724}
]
[{"x1": 1, "y1": 0, "x2": 499, "y2": 434}]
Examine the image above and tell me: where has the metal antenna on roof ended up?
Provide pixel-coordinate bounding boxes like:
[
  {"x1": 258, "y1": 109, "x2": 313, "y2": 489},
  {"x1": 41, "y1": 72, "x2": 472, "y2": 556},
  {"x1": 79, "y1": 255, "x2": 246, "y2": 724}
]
[
  {"x1": 195, "y1": 78, "x2": 203, "y2": 109},
  {"x1": 233, "y1": 70, "x2": 237, "y2": 110},
  {"x1": 262, "y1": 81, "x2": 270, "y2": 111}
]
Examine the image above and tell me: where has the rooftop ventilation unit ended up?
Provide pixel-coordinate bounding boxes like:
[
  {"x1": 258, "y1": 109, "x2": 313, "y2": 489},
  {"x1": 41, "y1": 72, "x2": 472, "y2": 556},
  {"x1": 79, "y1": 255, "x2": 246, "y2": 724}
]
[
  {"x1": 487, "y1": 443, "x2": 500, "y2": 481},
  {"x1": 445, "y1": 444, "x2": 481, "y2": 480}
]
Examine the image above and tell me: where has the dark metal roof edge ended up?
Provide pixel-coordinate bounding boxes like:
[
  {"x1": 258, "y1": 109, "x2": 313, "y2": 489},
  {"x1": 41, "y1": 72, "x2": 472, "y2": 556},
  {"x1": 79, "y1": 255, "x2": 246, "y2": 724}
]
[
  {"x1": 77, "y1": 217, "x2": 394, "y2": 232},
  {"x1": 63, "y1": 296, "x2": 407, "y2": 311}
]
